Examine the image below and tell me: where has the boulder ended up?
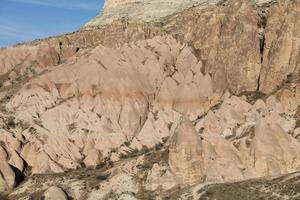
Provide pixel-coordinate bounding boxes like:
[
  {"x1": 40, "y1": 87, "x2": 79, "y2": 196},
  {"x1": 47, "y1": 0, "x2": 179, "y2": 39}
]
[{"x1": 43, "y1": 186, "x2": 68, "y2": 200}]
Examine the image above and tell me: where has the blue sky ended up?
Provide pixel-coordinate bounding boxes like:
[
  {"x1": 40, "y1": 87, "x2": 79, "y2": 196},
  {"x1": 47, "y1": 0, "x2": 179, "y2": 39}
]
[{"x1": 0, "y1": 0, "x2": 104, "y2": 47}]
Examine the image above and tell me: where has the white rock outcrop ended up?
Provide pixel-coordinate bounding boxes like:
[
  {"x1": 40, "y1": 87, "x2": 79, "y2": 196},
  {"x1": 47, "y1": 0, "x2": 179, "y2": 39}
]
[
  {"x1": 85, "y1": 0, "x2": 221, "y2": 27},
  {"x1": 85, "y1": 0, "x2": 275, "y2": 28}
]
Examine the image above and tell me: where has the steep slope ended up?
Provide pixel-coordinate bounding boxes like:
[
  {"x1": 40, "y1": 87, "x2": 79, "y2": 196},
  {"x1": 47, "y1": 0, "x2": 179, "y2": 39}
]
[
  {"x1": 0, "y1": 0, "x2": 299, "y2": 199},
  {"x1": 84, "y1": 0, "x2": 275, "y2": 28},
  {"x1": 84, "y1": 0, "x2": 220, "y2": 28}
]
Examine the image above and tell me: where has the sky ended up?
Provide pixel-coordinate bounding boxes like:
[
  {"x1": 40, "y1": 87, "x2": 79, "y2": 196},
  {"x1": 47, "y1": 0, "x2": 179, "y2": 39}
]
[{"x1": 0, "y1": 0, "x2": 104, "y2": 47}]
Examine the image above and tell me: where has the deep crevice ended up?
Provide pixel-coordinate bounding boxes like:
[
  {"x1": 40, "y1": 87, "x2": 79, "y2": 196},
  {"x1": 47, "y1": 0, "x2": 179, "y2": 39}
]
[
  {"x1": 258, "y1": 9, "x2": 267, "y2": 64},
  {"x1": 259, "y1": 34, "x2": 265, "y2": 64},
  {"x1": 257, "y1": 7, "x2": 268, "y2": 91},
  {"x1": 57, "y1": 41, "x2": 63, "y2": 64},
  {"x1": 256, "y1": 73, "x2": 261, "y2": 92}
]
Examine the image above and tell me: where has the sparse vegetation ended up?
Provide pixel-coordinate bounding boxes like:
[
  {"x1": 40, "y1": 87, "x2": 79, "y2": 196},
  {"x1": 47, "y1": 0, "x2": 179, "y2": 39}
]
[
  {"x1": 95, "y1": 175, "x2": 108, "y2": 181},
  {"x1": 67, "y1": 123, "x2": 77, "y2": 132},
  {"x1": 294, "y1": 106, "x2": 300, "y2": 129},
  {"x1": 238, "y1": 91, "x2": 266, "y2": 105},
  {"x1": 78, "y1": 161, "x2": 86, "y2": 169},
  {"x1": 6, "y1": 116, "x2": 16, "y2": 129},
  {"x1": 95, "y1": 162, "x2": 106, "y2": 169},
  {"x1": 123, "y1": 141, "x2": 130, "y2": 147}
]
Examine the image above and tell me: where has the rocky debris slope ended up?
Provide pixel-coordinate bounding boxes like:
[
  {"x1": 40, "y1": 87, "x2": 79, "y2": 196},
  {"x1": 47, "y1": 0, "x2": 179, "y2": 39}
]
[
  {"x1": 6, "y1": 152, "x2": 300, "y2": 200},
  {"x1": 0, "y1": 0, "x2": 299, "y2": 199},
  {"x1": 192, "y1": 171, "x2": 300, "y2": 200}
]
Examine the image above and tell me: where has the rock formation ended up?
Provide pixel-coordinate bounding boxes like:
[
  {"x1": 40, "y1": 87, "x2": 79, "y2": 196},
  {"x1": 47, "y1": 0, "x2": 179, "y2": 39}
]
[
  {"x1": 168, "y1": 118, "x2": 204, "y2": 185},
  {"x1": 84, "y1": 0, "x2": 220, "y2": 27},
  {"x1": 0, "y1": 0, "x2": 300, "y2": 199},
  {"x1": 84, "y1": 0, "x2": 275, "y2": 28},
  {"x1": 43, "y1": 186, "x2": 69, "y2": 200}
]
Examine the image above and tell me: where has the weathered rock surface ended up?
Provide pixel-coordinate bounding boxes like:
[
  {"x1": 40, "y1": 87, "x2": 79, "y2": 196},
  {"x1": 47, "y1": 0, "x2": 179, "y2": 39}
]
[
  {"x1": 43, "y1": 186, "x2": 68, "y2": 200},
  {"x1": 168, "y1": 118, "x2": 204, "y2": 185},
  {"x1": 84, "y1": 0, "x2": 275, "y2": 28},
  {"x1": 259, "y1": 0, "x2": 300, "y2": 93},
  {"x1": 0, "y1": 161, "x2": 15, "y2": 193},
  {"x1": 0, "y1": 0, "x2": 300, "y2": 199},
  {"x1": 84, "y1": 0, "x2": 220, "y2": 27}
]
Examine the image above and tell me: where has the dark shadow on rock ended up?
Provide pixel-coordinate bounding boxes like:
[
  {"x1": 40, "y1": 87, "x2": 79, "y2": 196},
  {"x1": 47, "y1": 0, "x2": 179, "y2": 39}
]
[
  {"x1": 9, "y1": 164, "x2": 24, "y2": 186},
  {"x1": 0, "y1": 195, "x2": 8, "y2": 200}
]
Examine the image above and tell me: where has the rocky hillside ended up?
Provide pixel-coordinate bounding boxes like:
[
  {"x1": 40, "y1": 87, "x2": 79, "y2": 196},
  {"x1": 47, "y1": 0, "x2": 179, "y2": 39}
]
[
  {"x1": 84, "y1": 0, "x2": 273, "y2": 28},
  {"x1": 0, "y1": 0, "x2": 299, "y2": 199}
]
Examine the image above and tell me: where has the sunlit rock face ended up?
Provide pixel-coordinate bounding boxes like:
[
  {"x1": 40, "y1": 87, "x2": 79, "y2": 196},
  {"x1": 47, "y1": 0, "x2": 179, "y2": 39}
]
[
  {"x1": 84, "y1": 0, "x2": 221, "y2": 27},
  {"x1": 1, "y1": 0, "x2": 300, "y2": 199},
  {"x1": 259, "y1": 0, "x2": 300, "y2": 93},
  {"x1": 84, "y1": 0, "x2": 275, "y2": 28}
]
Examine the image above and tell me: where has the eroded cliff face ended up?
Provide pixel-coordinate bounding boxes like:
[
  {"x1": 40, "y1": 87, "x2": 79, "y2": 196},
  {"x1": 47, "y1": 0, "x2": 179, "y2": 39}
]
[
  {"x1": 84, "y1": 0, "x2": 275, "y2": 28},
  {"x1": 259, "y1": 0, "x2": 300, "y2": 93},
  {"x1": 0, "y1": 0, "x2": 300, "y2": 199},
  {"x1": 84, "y1": 0, "x2": 221, "y2": 27}
]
